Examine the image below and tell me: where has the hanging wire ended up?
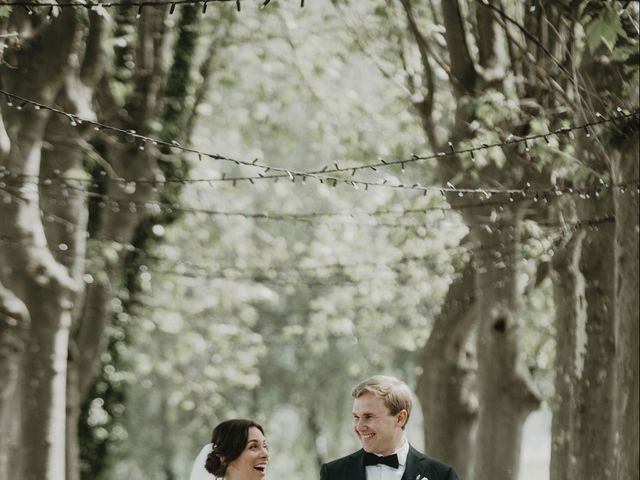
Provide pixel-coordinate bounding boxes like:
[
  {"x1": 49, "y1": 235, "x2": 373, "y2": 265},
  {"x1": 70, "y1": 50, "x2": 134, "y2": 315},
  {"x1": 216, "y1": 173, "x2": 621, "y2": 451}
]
[
  {"x1": 1, "y1": 88, "x2": 638, "y2": 196},
  {"x1": 0, "y1": 0, "x2": 286, "y2": 10},
  {"x1": 3, "y1": 166, "x2": 638, "y2": 206},
  {"x1": 1, "y1": 168, "x2": 636, "y2": 224}
]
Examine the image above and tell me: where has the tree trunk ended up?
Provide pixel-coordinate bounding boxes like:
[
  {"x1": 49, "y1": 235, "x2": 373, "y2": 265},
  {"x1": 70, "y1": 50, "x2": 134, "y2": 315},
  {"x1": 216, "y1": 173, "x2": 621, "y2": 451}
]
[
  {"x1": 64, "y1": 9, "x2": 168, "y2": 480},
  {"x1": 0, "y1": 283, "x2": 30, "y2": 480},
  {"x1": 0, "y1": 13, "x2": 84, "y2": 480},
  {"x1": 70, "y1": 3, "x2": 167, "y2": 394},
  {"x1": 574, "y1": 194, "x2": 617, "y2": 479},
  {"x1": 417, "y1": 259, "x2": 477, "y2": 479},
  {"x1": 612, "y1": 131, "x2": 639, "y2": 480},
  {"x1": 305, "y1": 404, "x2": 326, "y2": 471},
  {"x1": 549, "y1": 227, "x2": 586, "y2": 480},
  {"x1": 2, "y1": 111, "x2": 79, "y2": 480},
  {"x1": 160, "y1": 394, "x2": 176, "y2": 480},
  {"x1": 547, "y1": 193, "x2": 617, "y2": 480},
  {"x1": 40, "y1": 113, "x2": 91, "y2": 480},
  {"x1": 466, "y1": 209, "x2": 541, "y2": 480},
  {"x1": 575, "y1": 12, "x2": 639, "y2": 475},
  {"x1": 398, "y1": 3, "x2": 547, "y2": 476},
  {"x1": 20, "y1": 282, "x2": 76, "y2": 480}
]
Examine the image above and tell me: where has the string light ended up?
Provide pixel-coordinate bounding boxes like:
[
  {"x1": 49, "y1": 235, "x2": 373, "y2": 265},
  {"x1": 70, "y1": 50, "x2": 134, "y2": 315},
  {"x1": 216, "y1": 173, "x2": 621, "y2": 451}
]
[
  {"x1": 0, "y1": 181, "x2": 443, "y2": 231},
  {"x1": 0, "y1": 180, "x2": 613, "y2": 313},
  {"x1": 0, "y1": 172, "x2": 615, "y2": 254},
  {"x1": 0, "y1": 1, "x2": 237, "y2": 9},
  {"x1": 0, "y1": 181, "x2": 518, "y2": 243},
  {"x1": 1, "y1": 89, "x2": 638, "y2": 198},
  {"x1": 0, "y1": 0, "x2": 306, "y2": 14},
  {"x1": 0, "y1": 187, "x2": 617, "y2": 274},
  {"x1": 1, "y1": 168, "x2": 637, "y2": 223}
]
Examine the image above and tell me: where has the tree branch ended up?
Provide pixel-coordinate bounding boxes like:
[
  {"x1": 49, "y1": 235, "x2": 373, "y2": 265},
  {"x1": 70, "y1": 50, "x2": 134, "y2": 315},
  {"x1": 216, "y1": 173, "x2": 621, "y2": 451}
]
[
  {"x1": 441, "y1": 0, "x2": 478, "y2": 95},
  {"x1": 398, "y1": 0, "x2": 438, "y2": 147}
]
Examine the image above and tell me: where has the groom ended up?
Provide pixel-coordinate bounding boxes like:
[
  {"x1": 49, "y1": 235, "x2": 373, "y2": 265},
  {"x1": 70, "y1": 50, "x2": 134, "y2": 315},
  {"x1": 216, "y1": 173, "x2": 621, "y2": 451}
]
[{"x1": 320, "y1": 375, "x2": 459, "y2": 480}]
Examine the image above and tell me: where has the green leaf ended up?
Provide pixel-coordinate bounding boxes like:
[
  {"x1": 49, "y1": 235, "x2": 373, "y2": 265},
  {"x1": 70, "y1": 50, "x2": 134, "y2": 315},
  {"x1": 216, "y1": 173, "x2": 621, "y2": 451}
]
[
  {"x1": 586, "y1": 9, "x2": 623, "y2": 53},
  {"x1": 492, "y1": 149, "x2": 506, "y2": 169}
]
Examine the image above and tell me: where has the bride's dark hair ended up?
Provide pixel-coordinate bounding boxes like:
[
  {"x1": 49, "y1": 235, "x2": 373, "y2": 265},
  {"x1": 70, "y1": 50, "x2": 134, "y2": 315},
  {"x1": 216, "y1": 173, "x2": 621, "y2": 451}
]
[{"x1": 205, "y1": 419, "x2": 265, "y2": 477}]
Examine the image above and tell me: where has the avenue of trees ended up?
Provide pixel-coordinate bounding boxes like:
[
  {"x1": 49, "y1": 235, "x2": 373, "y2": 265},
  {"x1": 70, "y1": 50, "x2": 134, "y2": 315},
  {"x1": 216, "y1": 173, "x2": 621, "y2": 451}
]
[{"x1": 0, "y1": 1, "x2": 638, "y2": 479}]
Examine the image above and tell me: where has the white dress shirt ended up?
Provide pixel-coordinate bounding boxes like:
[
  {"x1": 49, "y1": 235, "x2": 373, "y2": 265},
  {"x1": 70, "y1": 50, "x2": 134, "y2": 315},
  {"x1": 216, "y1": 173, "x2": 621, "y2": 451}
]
[
  {"x1": 188, "y1": 444, "x2": 215, "y2": 480},
  {"x1": 365, "y1": 437, "x2": 409, "y2": 480}
]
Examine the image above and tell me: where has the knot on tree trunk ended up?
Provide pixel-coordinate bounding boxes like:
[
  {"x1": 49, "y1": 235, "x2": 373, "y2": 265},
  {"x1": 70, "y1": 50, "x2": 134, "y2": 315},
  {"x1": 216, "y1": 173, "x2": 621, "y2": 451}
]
[
  {"x1": 493, "y1": 317, "x2": 507, "y2": 332},
  {"x1": 0, "y1": 284, "x2": 30, "y2": 355}
]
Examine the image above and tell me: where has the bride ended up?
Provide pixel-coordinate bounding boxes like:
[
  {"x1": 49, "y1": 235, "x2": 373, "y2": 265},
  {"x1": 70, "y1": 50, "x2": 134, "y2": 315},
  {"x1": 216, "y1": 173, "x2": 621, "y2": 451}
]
[{"x1": 189, "y1": 419, "x2": 269, "y2": 480}]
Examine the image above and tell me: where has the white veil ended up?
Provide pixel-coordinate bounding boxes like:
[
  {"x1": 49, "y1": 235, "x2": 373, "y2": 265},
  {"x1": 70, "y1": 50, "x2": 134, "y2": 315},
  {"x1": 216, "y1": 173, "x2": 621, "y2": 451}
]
[{"x1": 188, "y1": 444, "x2": 216, "y2": 480}]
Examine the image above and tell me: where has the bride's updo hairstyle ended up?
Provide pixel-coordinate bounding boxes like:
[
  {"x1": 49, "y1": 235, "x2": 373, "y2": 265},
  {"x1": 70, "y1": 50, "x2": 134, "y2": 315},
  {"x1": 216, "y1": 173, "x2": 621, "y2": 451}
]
[{"x1": 205, "y1": 419, "x2": 265, "y2": 477}]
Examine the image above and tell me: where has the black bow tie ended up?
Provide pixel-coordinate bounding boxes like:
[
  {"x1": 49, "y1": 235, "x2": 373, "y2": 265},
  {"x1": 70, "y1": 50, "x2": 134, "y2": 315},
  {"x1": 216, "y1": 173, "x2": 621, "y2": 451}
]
[{"x1": 363, "y1": 451, "x2": 400, "y2": 469}]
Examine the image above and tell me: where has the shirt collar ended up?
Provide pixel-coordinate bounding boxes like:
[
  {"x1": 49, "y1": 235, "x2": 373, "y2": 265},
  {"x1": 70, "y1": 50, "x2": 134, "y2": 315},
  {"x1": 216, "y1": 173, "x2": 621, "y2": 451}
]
[
  {"x1": 395, "y1": 436, "x2": 409, "y2": 466},
  {"x1": 369, "y1": 436, "x2": 409, "y2": 466}
]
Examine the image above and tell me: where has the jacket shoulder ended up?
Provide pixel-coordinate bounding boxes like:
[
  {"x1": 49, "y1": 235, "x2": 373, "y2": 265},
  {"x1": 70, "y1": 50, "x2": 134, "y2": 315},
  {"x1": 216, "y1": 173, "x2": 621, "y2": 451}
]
[
  {"x1": 410, "y1": 446, "x2": 460, "y2": 480},
  {"x1": 320, "y1": 450, "x2": 362, "y2": 478}
]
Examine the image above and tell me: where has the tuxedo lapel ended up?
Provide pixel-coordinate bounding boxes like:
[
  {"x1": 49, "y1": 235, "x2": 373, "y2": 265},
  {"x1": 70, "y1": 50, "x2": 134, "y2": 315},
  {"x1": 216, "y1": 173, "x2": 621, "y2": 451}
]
[
  {"x1": 401, "y1": 446, "x2": 424, "y2": 480},
  {"x1": 346, "y1": 449, "x2": 366, "y2": 480}
]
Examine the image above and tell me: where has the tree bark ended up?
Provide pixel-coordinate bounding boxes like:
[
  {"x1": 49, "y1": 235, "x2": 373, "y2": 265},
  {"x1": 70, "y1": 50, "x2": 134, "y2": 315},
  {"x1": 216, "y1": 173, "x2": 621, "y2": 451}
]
[
  {"x1": 574, "y1": 8, "x2": 639, "y2": 475},
  {"x1": 0, "y1": 283, "x2": 30, "y2": 480},
  {"x1": 465, "y1": 208, "x2": 541, "y2": 480},
  {"x1": 440, "y1": 0, "x2": 477, "y2": 95},
  {"x1": 0, "y1": 9, "x2": 84, "y2": 479},
  {"x1": 0, "y1": 113, "x2": 78, "y2": 480},
  {"x1": 304, "y1": 404, "x2": 326, "y2": 471},
  {"x1": 64, "y1": 9, "x2": 168, "y2": 480},
  {"x1": 611, "y1": 131, "x2": 639, "y2": 480},
  {"x1": 574, "y1": 194, "x2": 617, "y2": 479},
  {"x1": 43, "y1": 12, "x2": 110, "y2": 480},
  {"x1": 547, "y1": 193, "x2": 618, "y2": 480},
  {"x1": 398, "y1": 3, "x2": 549, "y2": 477},
  {"x1": 417, "y1": 259, "x2": 478, "y2": 479},
  {"x1": 549, "y1": 227, "x2": 586, "y2": 480},
  {"x1": 39, "y1": 113, "x2": 91, "y2": 480}
]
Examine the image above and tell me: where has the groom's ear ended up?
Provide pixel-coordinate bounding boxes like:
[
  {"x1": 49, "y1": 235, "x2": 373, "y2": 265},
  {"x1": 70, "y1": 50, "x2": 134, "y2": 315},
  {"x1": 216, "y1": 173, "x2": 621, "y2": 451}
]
[{"x1": 396, "y1": 409, "x2": 408, "y2": 428}]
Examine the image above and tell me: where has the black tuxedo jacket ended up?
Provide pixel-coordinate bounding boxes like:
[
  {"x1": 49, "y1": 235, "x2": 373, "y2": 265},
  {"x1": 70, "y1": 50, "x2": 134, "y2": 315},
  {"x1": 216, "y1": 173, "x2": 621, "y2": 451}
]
[{"x1": 319, "y1": 445, "x2": 459, "y2": 480}]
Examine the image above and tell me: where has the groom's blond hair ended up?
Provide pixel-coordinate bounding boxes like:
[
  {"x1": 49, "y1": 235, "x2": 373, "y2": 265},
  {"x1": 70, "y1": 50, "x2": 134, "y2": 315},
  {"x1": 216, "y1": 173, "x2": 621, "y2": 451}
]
[{"x1": 351, "y1": 375, "x2": 412, "y2": 429}]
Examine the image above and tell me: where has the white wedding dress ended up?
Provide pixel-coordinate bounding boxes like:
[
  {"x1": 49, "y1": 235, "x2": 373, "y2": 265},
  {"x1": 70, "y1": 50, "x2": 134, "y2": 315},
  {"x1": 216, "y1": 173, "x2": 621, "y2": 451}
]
[{"x1": 188, "y1": 444, "x2": 216, "y2": 480}]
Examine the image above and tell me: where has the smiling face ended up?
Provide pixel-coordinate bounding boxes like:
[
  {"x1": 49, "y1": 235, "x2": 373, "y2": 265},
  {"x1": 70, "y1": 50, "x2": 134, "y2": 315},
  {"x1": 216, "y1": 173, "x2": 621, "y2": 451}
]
[
  {"x1": 225, "y1": 427, "x2": 269, "y2": 480},
  {"x1": 352, "y1": 392, "x2": 407, "y2": 456}
]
